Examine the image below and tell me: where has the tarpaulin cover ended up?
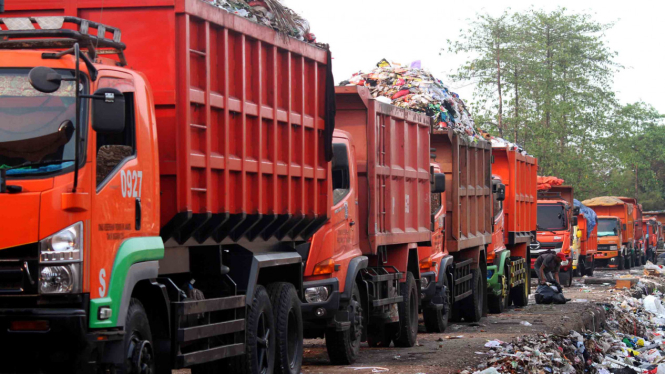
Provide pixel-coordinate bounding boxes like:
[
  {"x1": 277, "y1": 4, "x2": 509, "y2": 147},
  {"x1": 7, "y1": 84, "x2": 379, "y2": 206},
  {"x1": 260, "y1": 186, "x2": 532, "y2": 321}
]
[
  {"x1": 537, "y1": 176, "x2": 564, "y2": 191},
  {"x1": 574, "y1": 199, "x2": 597, "y2": 236},
  {"x1": 582, "y1": 196, "x2": 627, "y2": 207}
]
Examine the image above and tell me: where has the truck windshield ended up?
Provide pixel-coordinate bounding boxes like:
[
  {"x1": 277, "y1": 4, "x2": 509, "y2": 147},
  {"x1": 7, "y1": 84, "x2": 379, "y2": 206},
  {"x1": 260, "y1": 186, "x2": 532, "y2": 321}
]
[
  {"x1": 598, "y1": 218, "x2": 619, "y2": 237},
  {"x1": 537, "y1": 204, "x2": 566, "y2": 231},
  {"x1": 0, "y1": 69, "x2": 85, "y2": 177}
]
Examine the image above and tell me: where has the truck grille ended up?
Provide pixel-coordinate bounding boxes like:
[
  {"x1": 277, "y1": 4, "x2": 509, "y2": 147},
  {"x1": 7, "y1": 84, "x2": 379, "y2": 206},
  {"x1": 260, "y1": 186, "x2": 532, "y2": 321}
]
[
  {"x1": 0, "y1": 243, "x2": 39, "y2": 295},
  {"x1": 539, "y1": 242, "x2": 563, "y2": 250},
  {"x1": 597, "y1": 245, "x2": 611, "y2": 251}
]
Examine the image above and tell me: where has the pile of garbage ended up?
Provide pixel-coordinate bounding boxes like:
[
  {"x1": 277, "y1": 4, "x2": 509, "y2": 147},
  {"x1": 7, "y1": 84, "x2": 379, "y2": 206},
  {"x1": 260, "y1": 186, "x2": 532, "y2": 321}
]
[
  {"x1": 537, "y1": 176, "x2": 565, "y2": 191},
  {"x1": 464, "y1": 272, "x2": 665, "y2": 374},
  {"x1": 340, "y1": 59, "x2": 483, "y2": 141},
  {"x1": 201, "y1": 0, "x2": 317, "y2": 43}
]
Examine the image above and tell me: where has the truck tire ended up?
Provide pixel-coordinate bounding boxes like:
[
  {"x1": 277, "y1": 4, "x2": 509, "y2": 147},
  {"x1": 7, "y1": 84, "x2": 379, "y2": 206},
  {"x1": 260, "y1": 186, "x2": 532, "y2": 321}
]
[
  {"x1": 325, "y1": 283, "x2": 363, "y2": 364},
  {"x1": 423, "y1": 286, "x2": 450, "y2": 333},
  {"x1": 366, "y1": 323, "x2": 394, "y2": 347},
  {"x1": 618, "y1": 252, "x2": 625, "y2": 270},
  {"x1": 234, "y1": 286, "x2": 275, "y2": 374},
  {"x1": 627, "y1": 252, "x2": 633, "y2": 269},
  {"x1": 123, "y1": 298, "x2": 155, "y2": 374},
  {"x1": 394, "y1": 272, "x2": 419, "y2": 347},
  {"x1": 456, "y1": 269, "x2": 483, "y2": 323},
  {"x1": 267, "y1": 283, "x2": 303, "y2": 374},
  {"x1": 585, "y1": 258, "x2": 595, "y2": 276}
]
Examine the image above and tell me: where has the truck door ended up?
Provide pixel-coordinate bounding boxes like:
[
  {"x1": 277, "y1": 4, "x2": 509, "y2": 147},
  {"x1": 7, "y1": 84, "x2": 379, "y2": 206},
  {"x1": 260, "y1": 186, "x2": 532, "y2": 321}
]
[
  {"x1": 331, "y1": 140, "x2": 358, "y2": 258},
  {"x1": 89, "y1": 73, "x2": 148, "y2": 302}
]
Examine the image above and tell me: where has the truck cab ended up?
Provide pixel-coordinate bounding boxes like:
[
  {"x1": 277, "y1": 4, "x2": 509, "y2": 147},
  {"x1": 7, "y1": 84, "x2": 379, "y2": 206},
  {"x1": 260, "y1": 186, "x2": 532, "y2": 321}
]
[
  {"x1": 534, "y1": 199, "x2": 575, "y2": 285},
  {"x1": 596, "y1": 216, "x2": 623, "y2": 267}
]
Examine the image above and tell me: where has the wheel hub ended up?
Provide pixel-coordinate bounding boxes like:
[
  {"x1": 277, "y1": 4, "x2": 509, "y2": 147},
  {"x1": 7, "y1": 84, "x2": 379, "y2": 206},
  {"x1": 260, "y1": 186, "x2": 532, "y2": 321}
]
[{"x1": 129, "y1": 337, "x2": 154, "y2": 374}]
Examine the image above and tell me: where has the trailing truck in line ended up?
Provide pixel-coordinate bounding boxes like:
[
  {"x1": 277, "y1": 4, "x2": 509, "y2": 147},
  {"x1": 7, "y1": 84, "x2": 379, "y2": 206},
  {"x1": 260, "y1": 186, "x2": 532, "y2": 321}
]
[
  {"x1": 533, "y1": 185, "x2": 577, "y2": 287},
  {"x1": 583, "y1": 197, "x2": 637, "y2": 270},
  {"x1": 485, "y1": 145, "x2": 537, "y2": 313}
]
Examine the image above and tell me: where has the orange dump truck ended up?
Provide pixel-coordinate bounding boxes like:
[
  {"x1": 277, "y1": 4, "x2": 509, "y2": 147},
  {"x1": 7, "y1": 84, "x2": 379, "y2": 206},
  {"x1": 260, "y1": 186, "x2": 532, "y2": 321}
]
[
  {"x1": 300, "y1": 86, "x2": 442, "y2": 362},
  {"x1": 0, "y1": 2, "x2": 339, "y2": 373},
  {"x1": 486, "y1": 145, "x2": 537, "y2": 313},
  {"x1": 534, "y1": 185, "x2": 577, "y2": 286},
  {"x1": 583, "y1": 197, "x2": 637, "y2": 269},
  {"x1": 643, "y1": 217, "x2": 661, "y2": 262},
  {"x1": 618, "y1": 197, "x2": 645, "y2": 265},
  {"x1": 418, "y1": 127, "x2": 493, "y2": 332}
]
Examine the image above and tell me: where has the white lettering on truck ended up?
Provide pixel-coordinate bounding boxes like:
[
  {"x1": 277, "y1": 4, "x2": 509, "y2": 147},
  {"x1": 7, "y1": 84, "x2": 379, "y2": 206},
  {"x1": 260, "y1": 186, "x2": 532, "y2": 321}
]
[
  {"x1": 120, "y1": 170, "x2": 143, "y2": 199},
  {"x1": 99, "y1": 268, "x2": 107, "y2": 297}
]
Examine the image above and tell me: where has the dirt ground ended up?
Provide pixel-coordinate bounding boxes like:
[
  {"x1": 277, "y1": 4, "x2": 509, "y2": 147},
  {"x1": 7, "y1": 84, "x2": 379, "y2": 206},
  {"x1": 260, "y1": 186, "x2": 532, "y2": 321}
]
[{"x1": 301, "y1": 268, "x2": 640, "y2": 374}]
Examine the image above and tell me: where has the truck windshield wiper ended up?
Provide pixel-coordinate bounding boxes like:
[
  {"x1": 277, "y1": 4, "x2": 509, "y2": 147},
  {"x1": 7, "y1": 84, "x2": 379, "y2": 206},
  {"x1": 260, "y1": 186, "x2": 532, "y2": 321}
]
[
  {"x1": 3, "y1": 159, "x2": 75, "y2": 172},
  {"x1": 0, "y1": 160, "x2": 74, "y2": 193},
  {"x1": 536, "y1": 224, "x2": 557, "y2": 235}
]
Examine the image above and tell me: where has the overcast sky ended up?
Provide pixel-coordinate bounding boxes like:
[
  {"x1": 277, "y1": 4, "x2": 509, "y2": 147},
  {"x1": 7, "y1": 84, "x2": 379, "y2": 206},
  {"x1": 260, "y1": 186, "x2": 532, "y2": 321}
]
[{"x1": 285, "y1": 0, "x2": 665, "y2": 113}]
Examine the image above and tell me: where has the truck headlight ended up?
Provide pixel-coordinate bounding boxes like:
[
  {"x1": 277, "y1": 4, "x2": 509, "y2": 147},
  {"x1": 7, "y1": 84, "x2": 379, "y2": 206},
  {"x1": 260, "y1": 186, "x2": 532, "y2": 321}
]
[
  {"x1": 39, "y1": 222, "x2": 83, "y2": 294},
  {"x1": 609, "y1": 245, "x2": 618, "y2": 250},
  {"x1": 304, "y1": 286, "x2": 330, "y2": 303}
]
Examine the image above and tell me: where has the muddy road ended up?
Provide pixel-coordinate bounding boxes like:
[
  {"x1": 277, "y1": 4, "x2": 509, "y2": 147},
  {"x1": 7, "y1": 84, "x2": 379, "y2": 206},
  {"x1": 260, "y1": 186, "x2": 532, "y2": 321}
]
[{"x1": 301, "y1": 268, "x2": 636, "y2": 374}]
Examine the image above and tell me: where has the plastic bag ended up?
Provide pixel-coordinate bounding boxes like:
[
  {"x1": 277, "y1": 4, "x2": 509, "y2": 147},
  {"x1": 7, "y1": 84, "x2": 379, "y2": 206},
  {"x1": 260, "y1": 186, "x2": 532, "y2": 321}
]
[{"x1": 535, "y1": 284, "x2": 567, "y2": 304}]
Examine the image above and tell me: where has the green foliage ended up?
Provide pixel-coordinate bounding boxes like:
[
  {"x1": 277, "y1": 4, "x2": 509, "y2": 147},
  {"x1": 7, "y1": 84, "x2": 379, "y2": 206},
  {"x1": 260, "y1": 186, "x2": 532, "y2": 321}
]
[{"x1": 446, "y1": 8, "x2": 665, "y2": 210}]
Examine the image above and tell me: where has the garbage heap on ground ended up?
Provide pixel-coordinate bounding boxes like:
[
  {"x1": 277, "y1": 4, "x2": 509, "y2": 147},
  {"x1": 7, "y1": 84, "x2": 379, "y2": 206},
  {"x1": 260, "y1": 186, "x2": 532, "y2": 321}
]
[
  {"x1": 201, "y1": 0, "x2": 317, "y2": 43},
  {"x1": 464, "y1": 265, "x2": 665, "y2": 374},
  {"x1": 339, "y1": 59, "x2": 483, "y2": 142}
]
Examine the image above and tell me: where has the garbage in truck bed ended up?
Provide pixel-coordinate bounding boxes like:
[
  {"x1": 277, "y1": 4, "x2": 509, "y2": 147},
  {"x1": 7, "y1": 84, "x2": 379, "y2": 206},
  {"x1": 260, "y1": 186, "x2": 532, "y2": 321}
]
[
  {"x1": 537, "y1": 176, "x2": 565, "y2": 191},
  {"x1": 339, "y1": 59, "x2": 484, "y2": 141},
  {"x1": 576, "y1": 199, "x2": 598, "y2": 236},
  {"x1": 201, "y1": 0, "x2": 317, "y2": 43}
]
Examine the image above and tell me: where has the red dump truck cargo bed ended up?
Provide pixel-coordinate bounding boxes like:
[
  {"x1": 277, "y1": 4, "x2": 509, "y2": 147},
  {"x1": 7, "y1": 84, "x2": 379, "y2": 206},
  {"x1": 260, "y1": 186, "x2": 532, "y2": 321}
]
[
  {"x1": 4, "y1": 0, "x2": 333, "y2": 244},
  {"x1": 335, "y1": 86, "x2": 431, "y2": 255},
  {"x1": 492, "y1": 146, "x2": 538, "y2": 244},
  {"x1": 431, "y1": 128, "x2": 492, "y2": 253}
]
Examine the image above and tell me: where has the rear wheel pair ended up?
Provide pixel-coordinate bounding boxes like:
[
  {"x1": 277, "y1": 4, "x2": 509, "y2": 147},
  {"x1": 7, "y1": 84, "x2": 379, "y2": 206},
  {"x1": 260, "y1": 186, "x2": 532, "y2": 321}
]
[
  {"x1": 366, "y1": 272, "x2": 419, "y2": 348},
  {"x1": 235, "y1": 283, "x2": 302, "y2": 374}
]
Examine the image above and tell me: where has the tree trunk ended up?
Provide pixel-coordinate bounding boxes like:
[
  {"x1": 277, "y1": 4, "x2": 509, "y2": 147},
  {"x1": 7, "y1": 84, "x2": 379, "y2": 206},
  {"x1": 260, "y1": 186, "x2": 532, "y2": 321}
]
[{"x1": 496, "y1": 32, "x2": 504, "y2": 138}]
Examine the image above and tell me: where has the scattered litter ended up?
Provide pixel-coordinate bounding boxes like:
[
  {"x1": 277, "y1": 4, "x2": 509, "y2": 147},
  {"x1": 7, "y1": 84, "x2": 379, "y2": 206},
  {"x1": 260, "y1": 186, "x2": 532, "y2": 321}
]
[
  {"x1": 392, "y1": 355, "x2": 400, "y2": 360},
  {"x1": 462, "y1": 270, "x2": 665, "y2": 374},
  {"x1": 345, "y1": 367, "x2": 389, "y2": 373},
  {"x1": 445, "y1": 335, "x2": 464, "y2": 339},
  {"x1": 520, "y1": 321, "x2": 533, "y2": 326},
  {"x1": 484, "y1": 340, "x2": 504, "y2": 348}
]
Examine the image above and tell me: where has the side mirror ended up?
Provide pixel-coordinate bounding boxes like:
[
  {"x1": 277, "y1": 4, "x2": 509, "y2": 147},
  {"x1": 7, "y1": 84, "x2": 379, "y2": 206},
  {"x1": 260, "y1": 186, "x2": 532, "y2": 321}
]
[
  {"x1": 28, "y1": 66, "x2": 63, "y2": 93},
  {"x1": 431, "y1": 173, "x2": 446, "y2": 194},
  {"x1": 571, "y1": 216, "x2": 578, "y2": 227},
  {"x1": 92, "y1": 88, "x2": 125, "y2": 134},
  {"x1": 495, "y1": 183, "x2": 506, "y2": 202},
  {"x1": 573, "y1": 206, "x2": 580, "y2": 215}
]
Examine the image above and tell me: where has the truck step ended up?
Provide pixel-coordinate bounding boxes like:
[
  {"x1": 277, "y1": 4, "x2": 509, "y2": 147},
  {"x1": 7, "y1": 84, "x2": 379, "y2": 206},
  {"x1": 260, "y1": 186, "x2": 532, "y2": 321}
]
[
  {"x1": 360, "y1": 266, "x2": 403, "y2": 317},
  {"x1": 177, "y1": 343, "x2": 245, "y2": 368},
  {"x1": 172, "y1": 295, "x2": 247, "y2": 368},
  {"x1": 451, "y1": 259, "x2": 473, "y2": 301}
]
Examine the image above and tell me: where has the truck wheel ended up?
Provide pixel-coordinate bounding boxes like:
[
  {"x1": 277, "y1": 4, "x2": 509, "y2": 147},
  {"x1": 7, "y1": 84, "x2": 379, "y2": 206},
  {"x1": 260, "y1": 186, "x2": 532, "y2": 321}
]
[
  {"x1": 457, "y1": 269, "x2": 483, "y2": 322},
  {"x1": 423, "y1": 286, "x2": 450, "y2": 333},
  {"x1": 366, "y1": 323, "x2": 394, "y2": 347},
  {"x1": 267, "y1": 283, "x2": 303, "y2": 374},
  {"x1": 325, "y1": 283, "x2": 363, "y2": 364},
  {"x1": 235, "y1": 286, "x2": 275, "y2": 374},
  {"x1": 618, "y1": 252, "x2": 625, "y2": 270},
  {"x1": 123, "y1": 299, "x2": 155, "y2": 374},
  {"x1": 627, "y1": 253, "x2": 633, "y2": 269},
  {"x1": 394, "y1": 272, "x2": 418, "y2": 347},
  {"x1": 585, "y1": 259, "x2": 595, "y2": 276}
]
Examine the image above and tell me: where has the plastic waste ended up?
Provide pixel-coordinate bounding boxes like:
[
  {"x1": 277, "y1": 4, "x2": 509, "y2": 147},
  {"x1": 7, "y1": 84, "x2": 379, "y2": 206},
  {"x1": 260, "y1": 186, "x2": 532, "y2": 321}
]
[
  {"x1": 473, "y1": 368, "x2": 500, "y2": 374},
  {"x1": 644, "y1": 295, "x2": 665, "y2": 316}
]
